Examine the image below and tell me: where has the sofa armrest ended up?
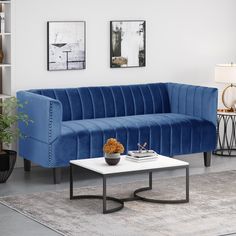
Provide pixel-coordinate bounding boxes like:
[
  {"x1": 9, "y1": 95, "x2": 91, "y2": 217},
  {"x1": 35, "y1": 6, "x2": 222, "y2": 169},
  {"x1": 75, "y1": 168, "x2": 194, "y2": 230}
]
[
  {"x1": 167, "y1": 83, "x2": 218, "y2": 125},
  {"x1": 17, "y1": 91, "x2": 62, "y2": 144}
]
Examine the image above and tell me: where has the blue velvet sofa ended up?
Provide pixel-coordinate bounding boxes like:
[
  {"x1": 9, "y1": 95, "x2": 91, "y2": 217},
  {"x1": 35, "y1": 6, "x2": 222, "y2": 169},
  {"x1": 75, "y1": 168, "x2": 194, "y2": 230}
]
[{"x1": 17, "y1": 83, "x2": 218, "y2": 183}]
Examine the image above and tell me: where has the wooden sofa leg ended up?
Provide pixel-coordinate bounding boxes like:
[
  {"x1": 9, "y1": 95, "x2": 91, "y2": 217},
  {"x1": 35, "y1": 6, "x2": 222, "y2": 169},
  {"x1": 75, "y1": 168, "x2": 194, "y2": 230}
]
[
  {"x1": 53, "y1": 168, "x2": 62, "y2": 184},
  {"x1": 204, "y1": 152, "x2": 211, "y2": 167},
  {"x1": 24, "y1": 159, "x2": 31, "y2": 172}
]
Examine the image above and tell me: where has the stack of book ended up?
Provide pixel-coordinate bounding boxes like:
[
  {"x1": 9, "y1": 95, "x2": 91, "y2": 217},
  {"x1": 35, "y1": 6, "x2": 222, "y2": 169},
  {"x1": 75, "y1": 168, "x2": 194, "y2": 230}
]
[{"x1": 126, "y1": 150, "x2": 158, "y2": 162}]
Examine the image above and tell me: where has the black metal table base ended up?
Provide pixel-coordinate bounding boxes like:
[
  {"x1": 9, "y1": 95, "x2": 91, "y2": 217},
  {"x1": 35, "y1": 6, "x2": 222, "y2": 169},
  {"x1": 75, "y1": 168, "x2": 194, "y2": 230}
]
[
  {"x1": 213, "y1": 148, "x2": 236, "y2": 157},
  {"x1": 213, "y1": 113, "x2": 236, "y2": 157},
  {"x1": 70, "y1": 165, "x2": 189, "y2": 214},
  {"x1": 133, "y1": 187, "x2": 189, "y2": 204},
  {"x1": 70, "y1": 194, "x2": 124, "y2": 214}
]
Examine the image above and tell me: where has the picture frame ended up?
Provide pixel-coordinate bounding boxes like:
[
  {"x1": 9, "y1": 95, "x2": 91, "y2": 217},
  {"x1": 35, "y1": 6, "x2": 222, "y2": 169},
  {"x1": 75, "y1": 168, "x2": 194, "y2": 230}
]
[
  {"x1": 47, "y1": 21, "x2": 86, "y2": 71},
  {"x1": 110, "y1": 20, "x2": 146, "y2": 68}
]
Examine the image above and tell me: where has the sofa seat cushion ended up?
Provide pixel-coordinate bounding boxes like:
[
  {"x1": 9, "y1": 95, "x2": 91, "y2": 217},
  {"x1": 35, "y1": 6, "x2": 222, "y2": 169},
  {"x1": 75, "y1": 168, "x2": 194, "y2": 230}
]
[{"x1": 52, "y1": 113, "x2": 216, "y2": 164}]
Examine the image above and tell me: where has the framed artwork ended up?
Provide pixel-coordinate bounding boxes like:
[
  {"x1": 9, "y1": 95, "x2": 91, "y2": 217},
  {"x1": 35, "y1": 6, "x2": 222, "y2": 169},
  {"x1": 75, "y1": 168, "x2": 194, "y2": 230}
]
[
  {"x1": 47, "y1": 21, "x2": 86, "y2": 71},
  {"x1": 110, "y1": 20, "x2": 146, "y2": 68}
]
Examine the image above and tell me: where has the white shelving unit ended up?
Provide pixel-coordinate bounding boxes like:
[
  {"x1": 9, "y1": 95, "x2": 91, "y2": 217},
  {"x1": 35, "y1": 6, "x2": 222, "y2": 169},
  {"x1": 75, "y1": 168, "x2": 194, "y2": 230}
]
[
  {"x1": 0, "y1": 0, "x2": 11, "y2": 98},
  {"x1": 0, "y1": 32, "x2": 10, "y2": 35}
]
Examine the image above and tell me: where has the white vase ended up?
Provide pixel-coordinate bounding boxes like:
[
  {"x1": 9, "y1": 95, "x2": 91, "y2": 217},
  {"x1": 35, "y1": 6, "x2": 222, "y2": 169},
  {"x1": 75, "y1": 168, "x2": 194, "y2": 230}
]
[
  {"x1": 105, "y1": 153, "x2": 120, "y2": 158},
  {"x1": 104, "y1": 153, "x2": 121, "y2": 165}
]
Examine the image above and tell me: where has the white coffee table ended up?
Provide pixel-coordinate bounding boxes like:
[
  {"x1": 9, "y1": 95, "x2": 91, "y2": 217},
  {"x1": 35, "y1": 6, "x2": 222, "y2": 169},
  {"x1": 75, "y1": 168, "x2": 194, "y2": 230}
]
[{"x1": 70, "y1": 155, "x2": 189, "y2": 214}]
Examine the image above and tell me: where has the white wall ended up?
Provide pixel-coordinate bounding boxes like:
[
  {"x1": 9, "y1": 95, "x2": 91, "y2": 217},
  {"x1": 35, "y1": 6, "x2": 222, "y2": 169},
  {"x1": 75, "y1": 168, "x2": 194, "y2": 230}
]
[
  {"x1": 13, "y1": 0, "x2": 236, "y2": 167},
  {"x1": 13, "y1": 0, "x2": 236, "y2": 92}
]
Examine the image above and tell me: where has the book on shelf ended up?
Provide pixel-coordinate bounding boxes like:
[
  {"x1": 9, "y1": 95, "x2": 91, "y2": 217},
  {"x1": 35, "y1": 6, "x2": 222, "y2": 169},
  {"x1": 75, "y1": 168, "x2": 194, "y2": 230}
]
[{"x1": 0, "y1": 12, "x2": 5, "y2": 33}]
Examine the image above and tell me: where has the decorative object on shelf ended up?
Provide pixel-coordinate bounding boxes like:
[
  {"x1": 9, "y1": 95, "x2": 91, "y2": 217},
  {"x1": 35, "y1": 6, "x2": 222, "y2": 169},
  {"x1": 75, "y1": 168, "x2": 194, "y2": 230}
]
[
  {"x1": 0, "y1": 97, "x2": 31, "y2": 183},
  {"x1": 103, "y1": 138, "x2": 124, "y2": 165},
  {"x1": 215, "y1": 63, "x2": 236, "y2": 112},
  {"x1": 47, "y1": 21, "x2": 86, "y2": 71},
  {"x1": 110, "y1": 20, "x2": 146, "y2": 68},
  {"x1": 213, "y1": 111, "x2": 236, "y2": 157},
  {"x1": 0, "y1": 49, "x2": 4, "y2": 63},
  {"x1": 0, "y1": 12, "x2": 5, "y2": 33}
]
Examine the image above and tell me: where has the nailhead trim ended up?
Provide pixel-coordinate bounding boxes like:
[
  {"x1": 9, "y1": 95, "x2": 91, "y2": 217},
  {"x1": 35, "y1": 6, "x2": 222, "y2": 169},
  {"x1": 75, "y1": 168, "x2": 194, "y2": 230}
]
[{"x1": 48, "y1": 101, "x2": 53, "y2": 167}]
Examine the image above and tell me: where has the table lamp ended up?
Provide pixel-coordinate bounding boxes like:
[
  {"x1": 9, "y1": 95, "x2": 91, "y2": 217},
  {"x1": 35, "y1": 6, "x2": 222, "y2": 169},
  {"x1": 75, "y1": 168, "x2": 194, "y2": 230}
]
[{"x1": 215, "y1": 63, "x2": 236, "y2": 111}]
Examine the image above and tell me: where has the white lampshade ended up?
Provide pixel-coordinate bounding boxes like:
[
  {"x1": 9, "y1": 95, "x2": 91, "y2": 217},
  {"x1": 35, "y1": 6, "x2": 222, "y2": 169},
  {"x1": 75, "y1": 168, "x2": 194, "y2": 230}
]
[{"x1": 215, "y1": 64, "x2": 236, "y2": 84}]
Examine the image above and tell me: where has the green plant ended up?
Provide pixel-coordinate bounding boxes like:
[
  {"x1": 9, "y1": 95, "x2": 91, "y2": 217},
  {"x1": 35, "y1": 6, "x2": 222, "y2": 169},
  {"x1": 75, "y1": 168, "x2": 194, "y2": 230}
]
[{"x1": 0, "y1": 97, "x2": 31, "y2": 153}]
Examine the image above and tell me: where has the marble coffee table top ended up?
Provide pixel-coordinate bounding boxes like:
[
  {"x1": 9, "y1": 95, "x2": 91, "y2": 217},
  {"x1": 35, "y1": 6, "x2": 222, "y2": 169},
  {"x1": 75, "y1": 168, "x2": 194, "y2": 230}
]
[{"x1": 70, "y1": 155, "x2": 189, "y2": 175}]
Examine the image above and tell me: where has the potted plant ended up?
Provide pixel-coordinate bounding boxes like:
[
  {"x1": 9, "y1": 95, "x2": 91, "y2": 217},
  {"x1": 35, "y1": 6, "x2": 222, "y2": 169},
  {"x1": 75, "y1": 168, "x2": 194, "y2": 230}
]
[
  {"x1": 0, "y1": 97, "x2": 31, "y2": 183},
  {"x1": 103, "y1": 138, "x2": 124, "y2": 165}
]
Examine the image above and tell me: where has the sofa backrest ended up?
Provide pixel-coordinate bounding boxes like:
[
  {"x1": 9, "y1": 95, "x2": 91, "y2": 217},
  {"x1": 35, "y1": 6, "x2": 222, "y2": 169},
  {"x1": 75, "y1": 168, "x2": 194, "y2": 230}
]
[{"x1": 30, "y1": 83, "x2": 170, "y2": 121}]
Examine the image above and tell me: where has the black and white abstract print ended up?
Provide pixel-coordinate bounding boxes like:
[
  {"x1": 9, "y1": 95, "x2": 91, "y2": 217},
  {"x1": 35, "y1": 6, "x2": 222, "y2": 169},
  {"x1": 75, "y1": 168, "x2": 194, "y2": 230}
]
[
  {"x1": 47, "y1": 21, "x2": 86, "y2": 71},
  {"x1": 110, "y1": 20, "x2": 146, "y2": 68}
]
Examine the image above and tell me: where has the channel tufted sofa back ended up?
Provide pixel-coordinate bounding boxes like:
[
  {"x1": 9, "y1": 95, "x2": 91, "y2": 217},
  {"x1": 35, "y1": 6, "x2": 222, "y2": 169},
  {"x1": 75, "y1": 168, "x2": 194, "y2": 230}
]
[
  {"x1": 30, "y1": 83, "x2": 170, "y2": 121},
  {"x1": 17, "y1": 82, "x2": 218, "y2": 183}
]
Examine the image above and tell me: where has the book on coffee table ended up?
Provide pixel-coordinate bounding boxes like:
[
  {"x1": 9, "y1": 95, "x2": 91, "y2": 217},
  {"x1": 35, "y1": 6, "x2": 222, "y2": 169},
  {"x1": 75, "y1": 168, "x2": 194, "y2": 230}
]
[
  {"x1": 128, "y1": 150, "x2": 157, "y2": 157},
  {"x1": 126, "y1": 150, "x2": 158, "y2": 162},
  {"x1": 125, "y1": 155, "x2": 158, "y2": 162}
]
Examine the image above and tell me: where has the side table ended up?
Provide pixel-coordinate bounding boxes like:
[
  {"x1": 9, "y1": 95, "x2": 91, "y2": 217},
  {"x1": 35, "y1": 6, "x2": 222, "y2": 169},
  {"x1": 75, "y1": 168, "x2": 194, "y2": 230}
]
[{"x1": 213, "y1": 111, "x2": 236, "y2": 157}]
